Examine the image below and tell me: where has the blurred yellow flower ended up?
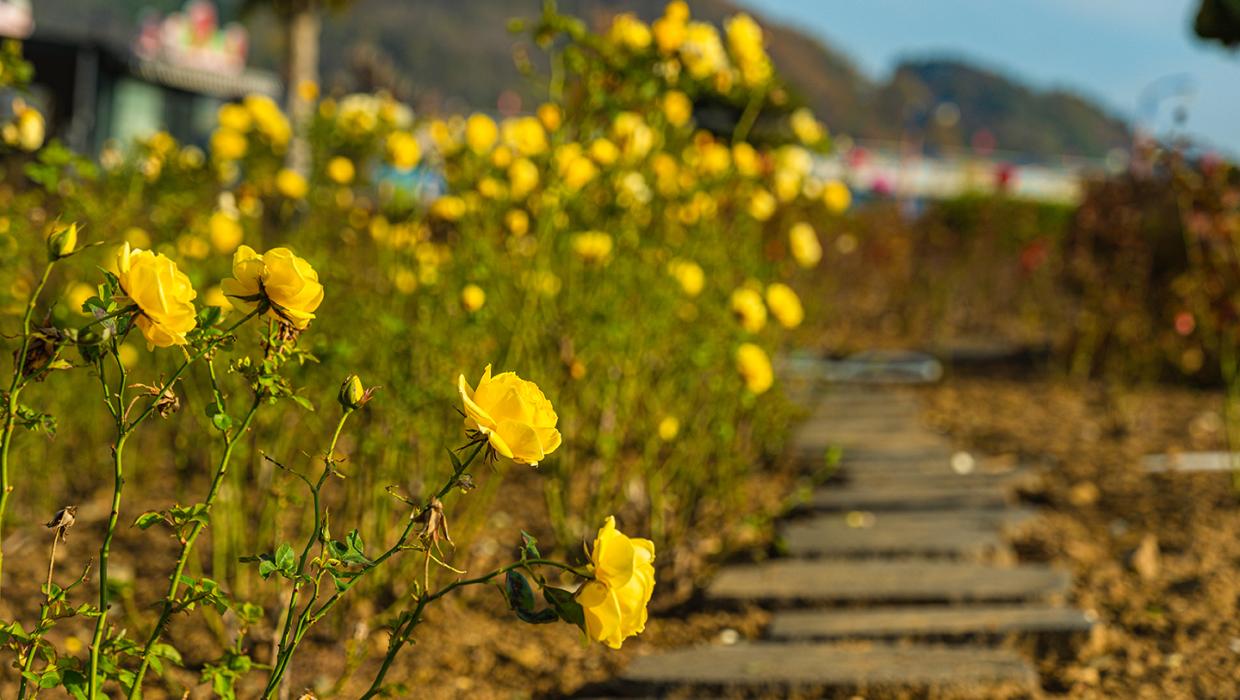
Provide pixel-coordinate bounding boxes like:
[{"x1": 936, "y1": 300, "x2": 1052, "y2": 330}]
[
  {"x1": 117, "y1": 343, "x2": 139, "y2": 370},
  {"x1": 577, "y1": 516, "x2": 655, "y2": 649},
  {"x1": 790, "y1": 107, "x2": 825, "y2": 145},
  {"x1": 115, "y1": 243, "x2": 198, "y2": 348},
  {"x1": 572, "y1": 231, "x2": 614, "y2": 264},
  {"x1": 560, "y1": 153, "x2": 598, "y2": 191},
  {"x1": 736, "y1": 342, "x2": 773, "y2": 394},
  {"x1": 732, "y1": 142, "x2": 761, "y2": 176},
  {"x1": 244, "y1": 94, "x2": 291, "y2": 146},
  {"x1": 65, "y1": 283, "x2": 95, "y2": 316},
  {"x1": 660, "y1": 91, "x2": 692, "y2": 129},
  {"x1": 653, "y1": 2, "x2": 689, "y2": 53},
  {"x1": 502, "y1": 116, "x2": 548, "y2": 156},
  {"x1": 124, "y1": 227, "x2": 152, "y2": 249},
  {"x1": 431, "y1": 195, "x2": 466, "y2": 221},
  {"x1": 725, "y1": 13, "x2": 772, "y2": 86},
  {"x1": 458, "y1": 364, "x2": 562, "y2": 466},
  {"x1": 220, "y1": 245, "x2": 324, "y2": 329},
  {"x1": 297, "y1": 79, "x2": 319, "y2": 103},
  {"x1": 386, "y1": 131, "x2": 421, "y2": 170},
  {"x1": 788, "y1": 222, "x2": 822, "y2": 268},
  {"x1": 508, "y1": 158, "x2": 540, "y2": 199},
  {"x1": 217, "y1": 103, "x2": 252, "y2": 133},
  {"x1": 429, "y1": 119, "x2": 460, "y2": 155},
  {"x1": 748, "y1": 189, "x2": 776, "y2": 221},
  {"x1": 537, "y1": 103, "x2": 563, "y2": 132},
  {"x1": 609, "y1": 13, "x2": 652, "y2": 50},
  {"x1": 461, "y1": 284, "x2": 486, "y2": 313},
  {"x1": 730, "y1": 287, "x2": 767, "y2": 333},
  {"x1": 327, "y1": 156, "x2": 355, "y2": 185},
  {"x1": 658, "y1": 416, "x2": 680, "y2": 441},
  {"x1": 667, "y1": 258, "x2": 705, "y2": 297},
  {"x1": 823, "y1": 179, "x2": 851, "y2": 214},
  {"x1": 176, "y1": 234, "x2": 210, "y2": 260},
  {"x1": 765, "y1": 282, "x2": 804, "y2": 329},
  {"x1": 681, "y1": 22, "x2": 729, "y2": 80},
  {"x1": 589, "y1": 138, "x2": 620, "y2": 166},
  {"x1": 465, "y1": 113, "x2": 499, "y2": 154},
  {"x1": 210, "y1": 128, "x2": 247, "y2": 162},
  {"x1": 8, "y1": 101, "x2": 45, "y2": 152},
  {"x1": 505, "y1": 208, "x2": 530, "y2": 236},
  {"x1": 276, "y1": 169, "x2": 308, "y2": 199},
  {"x1": 208, "y1": 211, "x2": 244, "y2": 254}
]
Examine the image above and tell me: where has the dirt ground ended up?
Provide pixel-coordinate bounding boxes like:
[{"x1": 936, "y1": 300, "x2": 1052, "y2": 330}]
[{"x1": 921, "y1": 376, "x2": 1240, "y2": 699}]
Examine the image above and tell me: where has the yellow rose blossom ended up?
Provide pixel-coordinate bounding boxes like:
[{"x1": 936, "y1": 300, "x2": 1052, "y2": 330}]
[
  {"x1": 823, "y1": 179, "x2": 851, "y2": 214},
  {"x1": 730, "y1": 287, "x2": 767, "y2": 333},
  {"x1": 508, "y1": 158, "x2": 540, "y2": 199},
  {"x1": 790, "y1": 107, "x2": 825, "y2": 145},
  {"x1": 748, "y1": 189, "x2": 777, "y2": 221},
  {"x1": 207, "y1": 211, "x2": 243, "y2": 254},
  {"x1": 765, "y1": 282, "x2": 804, "y2": 329},
  {"x1": 609, "y1": 13, "x2": 652, "y2": 50},
  {"x1": 220, "y1": 245, "x2": 324, "y2": 329},
  {"x1": 736, "y1": 342, "x2": 774, "y2": 394},
  {"x1": 386, "y1": 131, "x2": 421, "y2": 170},
  {"x1": 430, "y1": 195, "x2": 466, "y2": 221},
  {"x1": 217, "y1": 103, "x2": 252, "y2": 133},
  {"x1": 572, "y1": 231, "x2": 614, "y2": 265},
  {"x1": 667, "y1": 259, "x2": 705, "y2": 297},
  {"x1": 276, "y1": 169, "x2": 308, "y2": 199},
  {"x1": 505, "y1": 209, "x2": 530, "y2": 236},
  {"x1": 662, "y1": 91, "x2": 692, "y2": 127},
  {"x1": 461, "y1": 284, "x2": 486, "y2": 313},
  {"x1": 577, "y1": 516, "x2": 655, "y2": 649},
  {"x1": 657, "y1": 416, "x2": 680, "y2": 441},
  {"x1": 465, "y1": 113, "x2": 499, "y2": 154},
  {"x1": 327, "y1": 156, "x2": 355, "y2": 185},
  {"x1": 501, "y1": 116, "x2": 548, "y2": 156},
  {"x1": 788, "y1": 222, "x2": 823, "y2": 268},
  {"x1": 210, "y1": 128, "x2": 247, "y2": 162},
  {"x1": 115, "y1": 243, "x2": 198, "y2": 348},
  {"x1": 537, "y1": 103, "x2": 562, "y2": 132},
  {"x1": 458, "y1": 364, "x2": 562, "y2": 466}
]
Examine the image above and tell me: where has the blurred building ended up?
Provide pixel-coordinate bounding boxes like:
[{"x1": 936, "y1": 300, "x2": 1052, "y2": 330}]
[{"x1": 1, "y1": 0, "x2": 278, "y2": 153}]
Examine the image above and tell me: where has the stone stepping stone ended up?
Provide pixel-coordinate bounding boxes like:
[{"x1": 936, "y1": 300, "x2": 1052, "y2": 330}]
[
  {"x1": 1142, "y1": 451, "x2": 1240, "y2": 473},
  {"x1": 768, "y1": 604, "x2": 1093, "y2": 641},
  {"x1": 806, "y1": 483, "x2": 1010, "y2": 511},
  {"x1": 707, "y1": 561, "x2": 1069, "y2": 605},
  {"x1": 780, "y1": 510, "x2": 1033, "y2": 558},
  {"x1": 621, "y1": 642, "x2": 1035, "y2": 692}
]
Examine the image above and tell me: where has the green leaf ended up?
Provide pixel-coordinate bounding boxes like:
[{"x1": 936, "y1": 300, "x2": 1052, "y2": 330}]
[
  {"x1": 544, "y1": 587, "x2": 586, "y2": 630},
  {"x1": 211, "y1": 411, "x2": 234, "y2": 432},
  {"x1": 133, "y1": 511, "x2": 165, "y2": 529},
  {"x1": 505, "y1": 571, "x2": 536, "y2": 613},
  {"x1": 275, "y1": 543, "x2": 295, "y2": 574},
  {"x1": 289, "y1": 394, "x2": 315, "y2": 412},
  {"x1": 520, "y1": 531, "x2": 540, "y2": 560},
  {"x1": 514, "y1": 607, "x2": 559, "y2": 624},
  {"x1": 342, "y1": 529, "x2": 371, "y2": 565}
]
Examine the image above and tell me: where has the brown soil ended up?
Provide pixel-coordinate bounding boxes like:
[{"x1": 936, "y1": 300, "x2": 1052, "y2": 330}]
[{"x1": 921, "y1": 376, "x2": 1240, "y2": 699}]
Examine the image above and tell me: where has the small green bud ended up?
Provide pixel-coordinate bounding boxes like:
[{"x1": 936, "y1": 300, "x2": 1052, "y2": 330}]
[
  {"x1": 339, "y1": 374, "x2": 365, "y2": 410},
  {"x1": 47, "y1": 223, "x2": 78, "y2": 260}
]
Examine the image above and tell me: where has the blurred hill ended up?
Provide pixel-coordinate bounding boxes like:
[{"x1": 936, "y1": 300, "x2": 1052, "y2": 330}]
[{"x1": 36, "y1": 0, "x2": 1130, "y2": 158}]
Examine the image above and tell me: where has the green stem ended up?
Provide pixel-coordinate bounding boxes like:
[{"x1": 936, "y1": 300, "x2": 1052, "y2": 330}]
[
  {"x1": 127, "y1": 396, "x2": 262, "y2": 697},
  {"x1": 0, "y1": 261, "x2": 54, "y2": 599}
]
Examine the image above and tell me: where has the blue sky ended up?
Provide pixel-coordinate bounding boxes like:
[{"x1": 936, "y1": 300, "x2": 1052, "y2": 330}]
[{"x1": 741, "y1": 0, "x2": 1239, "y2": 155}]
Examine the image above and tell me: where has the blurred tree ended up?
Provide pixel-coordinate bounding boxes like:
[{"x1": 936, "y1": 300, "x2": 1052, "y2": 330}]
[
  {"x1": 1195, "y1": 0, "x2": 1240, "y2": 48},
  {"x1": 242, "y1": 0, "x2": 356, "y2": 173}
]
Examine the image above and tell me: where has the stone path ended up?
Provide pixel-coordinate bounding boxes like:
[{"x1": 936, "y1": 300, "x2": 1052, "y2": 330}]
[{"x1": 611, "y1": 384, "x2": 1092, "y2": 697}]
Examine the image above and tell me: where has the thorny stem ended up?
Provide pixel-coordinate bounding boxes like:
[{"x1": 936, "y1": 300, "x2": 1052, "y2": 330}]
[
  {"x1": 127, "y1": 393, "x2": 263, "y2": 697},
  {"x1": 263, "y1": 440, "x2": 489, "y2": 698},
  {"x1": 0, "y1": 261, "x2": 54, "y2": 599},
  {"x1": 87, "y1": 310, "x2": 259, "y2": 699}
]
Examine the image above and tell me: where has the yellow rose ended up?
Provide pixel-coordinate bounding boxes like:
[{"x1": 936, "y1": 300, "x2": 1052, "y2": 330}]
[
  {"x1": 577, "y1": 516, "x2": 655, "y2": 649},
  {"x1": 461, "y1": 284, "x2": 486, "y2": 312},
  {"x1": 736, "y1": 342, "x2": 773, "y2": 394},
  {"x1": 788, "y1": 222, "x2": 822, "y2": 268},
  {"x1": 115, "y1": 243, "x2": 198, "y2": 348},
  {"x1": 208, "y1": 210, "x2": 244, "y2": 254},
  {"x1": 465, "y1": 113, "x2": 498, "y2": 154},
  {"x1": 386, "y1": 131, "x2": 421, "y2": 170},
  {"x1": 730, "y1": 287, "x2": 767, "y2": 333},
  {"x1": 823, "y1": 179, "x2": 851, "y2": 214},
  {"x1": 276, "y1": 169, "x2": 308, "y2": 199},
  {"x1": 572, "y1": 231, "x2": 613, "y2": 265},
  {"x1": 765, "y1": 283, "x2": 804, "y2": 329},
  {"x1": 458, "y1": 364, "x2": 562, "y2": 466},
  {"x1": 327, "y1": 156, "x2": 355, "y2": 185},
  {"x1": 220, "y1": 245, "x2": 324, "y2": 329}
]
